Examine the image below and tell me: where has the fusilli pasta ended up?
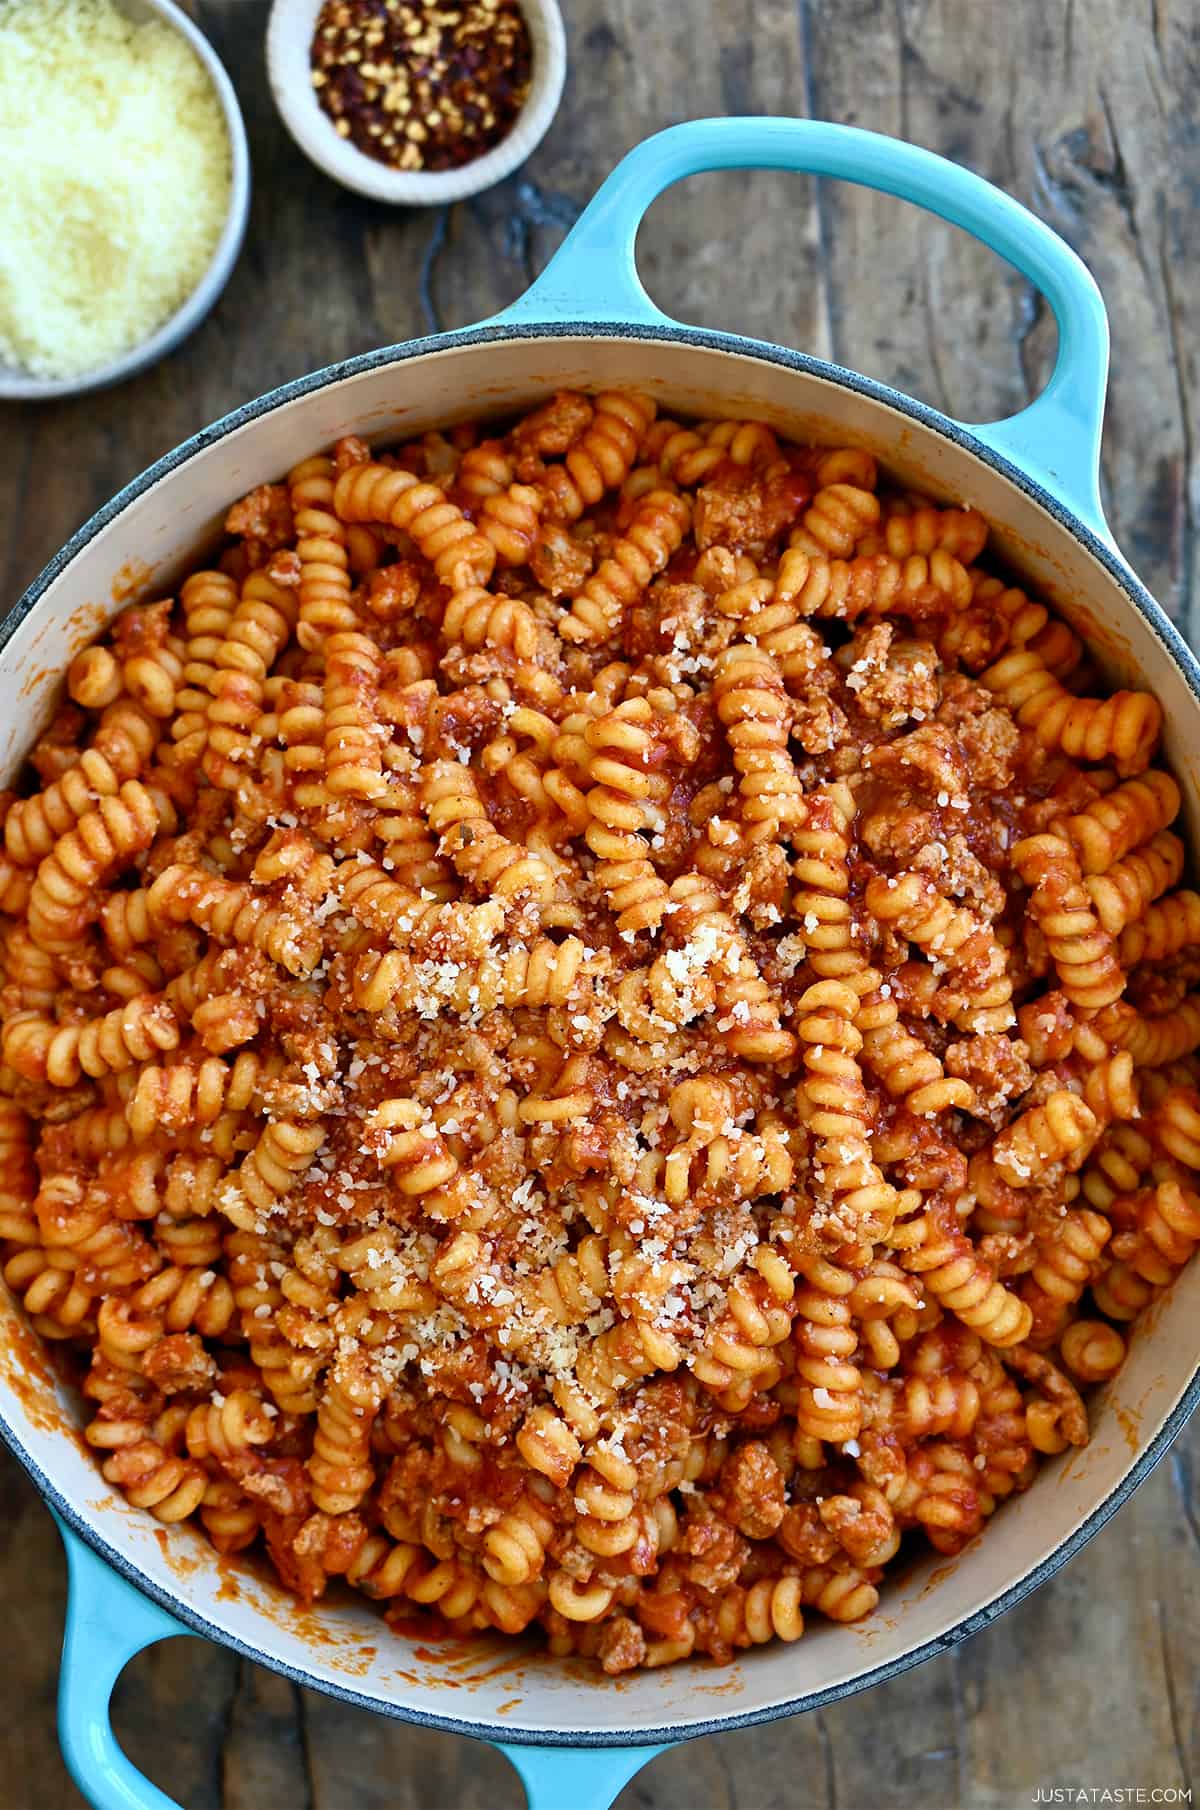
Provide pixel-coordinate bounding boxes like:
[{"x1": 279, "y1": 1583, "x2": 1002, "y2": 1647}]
[{"x1": 1, "y1": 392, "x2": 1192, "y2": 1678}]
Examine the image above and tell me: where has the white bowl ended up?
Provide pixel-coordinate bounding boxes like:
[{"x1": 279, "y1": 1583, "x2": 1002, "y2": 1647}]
[
  {"x1": 0, "y1": 0, "x2": 250, "y2": 404},
  {"x1": 266, "y1": 0, "x2": 566, "y2": 206}
]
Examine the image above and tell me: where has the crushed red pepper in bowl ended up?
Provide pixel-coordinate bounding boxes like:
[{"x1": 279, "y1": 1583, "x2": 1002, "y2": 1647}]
[{"x1": 310, "y1": 0, "x2": 533, "y2": 172}]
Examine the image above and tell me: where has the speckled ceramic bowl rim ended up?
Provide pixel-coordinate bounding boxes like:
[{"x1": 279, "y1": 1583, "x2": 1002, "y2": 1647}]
[
  {"x1": 0, "y1": 0, "x2": 250, "y2": 404},
  {"x1": 3, "y1": 315, "x2": 1198, "y2": 1748}
]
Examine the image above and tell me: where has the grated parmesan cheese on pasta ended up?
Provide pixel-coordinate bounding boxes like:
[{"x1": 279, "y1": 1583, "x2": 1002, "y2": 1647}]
[{"x1": 0, "y1": 0, "x2": 231, "y2": 378}]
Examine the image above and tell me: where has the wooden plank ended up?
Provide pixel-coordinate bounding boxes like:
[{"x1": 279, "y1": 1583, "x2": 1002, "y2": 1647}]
[
  {"x1": 620, "y1": 1708, "x2": 833, "y2": 1810},
  {"x1": 956, "y1": 1449, "x2": 1199, "y2": 1805},
  {"x1": 582, "y1": 0, "x2": 828, "y2": 353},
  {"x1": 806, "y1": 0, "x2": 1198, "y2": 627},
  {"x1": 2, "y1": 1449, "x2": 87, "y2": 1810},
  {"x1": 221, "y1": 1664, "x2": 316, "y2": 1810},
  {"x1": 804, "y1": 0, "x2": 1044, "y2": 423},
  {"x1": 113, "y1": 1638, "x2": 240, "y2": 1810},
  {"x1": 302, "y1": 1692, "x2": 521, "y2": 1810}
]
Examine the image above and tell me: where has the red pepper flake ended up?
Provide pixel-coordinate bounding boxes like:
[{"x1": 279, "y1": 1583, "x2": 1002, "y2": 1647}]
[{"x1": 309, "y1": 0, "x2": 532, "y2": 173}]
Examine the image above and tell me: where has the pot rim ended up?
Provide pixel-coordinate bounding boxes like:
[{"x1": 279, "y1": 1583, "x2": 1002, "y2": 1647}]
[{"x1": 3, "y1": 316, "x2": 1199, "y2": 1747}]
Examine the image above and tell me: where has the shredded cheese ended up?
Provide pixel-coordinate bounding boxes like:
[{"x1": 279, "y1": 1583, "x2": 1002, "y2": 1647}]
[{"x1": 0, "y1": 0, "x2": 231, "y2": 378}]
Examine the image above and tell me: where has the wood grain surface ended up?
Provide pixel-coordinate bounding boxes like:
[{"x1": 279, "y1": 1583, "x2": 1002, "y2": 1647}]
[{"x1": 1, "y1": 2, "x2": 1197, "y2": 1806}]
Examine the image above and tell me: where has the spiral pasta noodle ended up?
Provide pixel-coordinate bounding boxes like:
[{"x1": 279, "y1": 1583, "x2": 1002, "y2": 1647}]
[
  {"x1": 168, "y1": 571, "x2": 240, "y2": 765},
  {"x1": 333, "y1": 462, "x2": 495, "y2": 590},
  {"x1": 775, "y1": 545, "x2": 972, "y2": 622},
  {"x1": 538, "y1": 390, "x2": 656, "y2": 523},
  {"x1": 28, "y1": 780, "x2": 169, "y2": 953},
  {"x1": 203, "y1": 572, "x2": 298, "y2": 789},
  {"x1": 147, "y1": 862, "x2": 323, "y2": 976},
  {"x1": 478, "y1": 482, "x2": 543, "y2": 567},
  {"x1": 792, "y1": 1257, "x2": 862, "y2": 1443},
  {"x1": 898, "y1": 1201, "x2": 1033, "y2": 1347},
  {"x1": 441, "y1": 585, "x2": 562, "y2": 707},
  {"x1": 1085, "y1": 830, "x2": 1184, "y2": 935},
  {"x1": 583, "y1": 698, "x2": 674, "y2": 934},
  {"x1": 713, "y1": 642, "x2": 806, "y2": 838},
  {"x1": 289, "y1": 454, "x2": 359, "y2": 650},
  {"x1": 864, "y1": 502, "x2": 989, "y2": 563},
  {"x1": 560, "y1": 489, "x2": 689, "y2": 645},
  {"x1": 980, "y1": 647, "x2": 1162, "y2": 776},
  {"x1": 857, "y1": 980, "x2": 975, "y2": 1117},
  {"x1": 423, "y1": 759, "x2": 558, "y2": 902},
  {"x1": 322, "y1": 630, "x2": 388, "y2": 800},
  {"x1": 6, "y1": 743, "x2": 149, "y2": 867},
  {"x1": 1012, "y1": 833, "x2": 1125, "y2": 1011},
  {"x1": 1054, "y1": 770, "x2": 1180, "y2": 874},
  {"x1": 864, "y1": 870, "x2": 1014, "y2": 1032},
  {"x1": 796, "y1": 980, "x2": 899, "y2": 1242},
  {"x1": 792, "y1": 483, "x2": 881, "y2": 557}
]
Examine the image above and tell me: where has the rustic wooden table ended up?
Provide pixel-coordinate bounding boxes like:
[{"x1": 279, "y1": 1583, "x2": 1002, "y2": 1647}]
[{"x1": 2, "y1": 1, "x2": 1197, "y2": 1805}]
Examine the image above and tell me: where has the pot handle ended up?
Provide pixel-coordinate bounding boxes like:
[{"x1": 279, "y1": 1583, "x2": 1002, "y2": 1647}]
[
  {"x1": 56, "y1": 1515, "x2": 662, "y2": 1810},
  {"x1": 497, "y1": 1740, "x2": 666, "y2": 1810},
  {"x1": 55, "y1": 1517, "x2": 191, "y2": 1810},
  {"x1": 495, "y1": 117, "x2": 1112, "y2": 544},
  {"x1": 52, "y1": 1520, "x2": 663, "y2": 1810}
]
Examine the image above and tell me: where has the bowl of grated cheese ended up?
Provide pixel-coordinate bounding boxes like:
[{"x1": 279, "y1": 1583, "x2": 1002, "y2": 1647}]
[{"x1": 0, "y1": 0, "x2": 250, "y2": 401}]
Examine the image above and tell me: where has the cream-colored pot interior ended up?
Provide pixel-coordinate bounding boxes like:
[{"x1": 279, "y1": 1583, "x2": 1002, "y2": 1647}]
[{"x1": 3, "y1": 331, "x2": 1198, "y2": 1743}]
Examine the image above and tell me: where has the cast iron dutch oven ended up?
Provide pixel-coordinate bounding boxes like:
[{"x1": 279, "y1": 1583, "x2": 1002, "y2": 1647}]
[{"x1": 2, "y1": 119, "x2": 1198, "y2": 1810}]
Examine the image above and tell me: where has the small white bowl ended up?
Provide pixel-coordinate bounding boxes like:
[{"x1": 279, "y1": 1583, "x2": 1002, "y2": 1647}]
[
  {"x1": 267, "y1": 0, "x2": 566, "y2": 206},
  {"x1": 0, "y1": 0, "x2": 250, "y2": 404}
]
